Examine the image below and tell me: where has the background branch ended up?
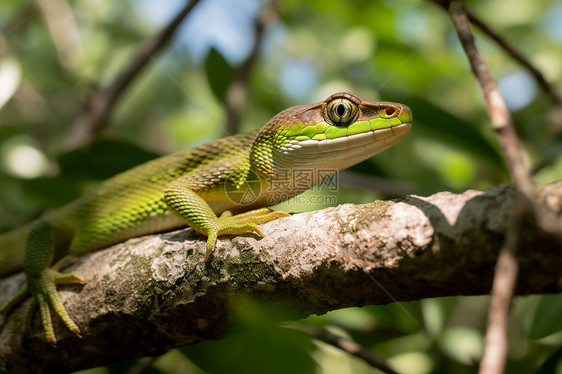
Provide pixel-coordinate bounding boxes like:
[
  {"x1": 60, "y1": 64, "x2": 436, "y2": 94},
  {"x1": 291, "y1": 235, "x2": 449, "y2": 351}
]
[
  {"x1": 286, "y1": 323, "x2": 399, "y2": 374},
  {"x1": 63, "y1": 0, "x2": 202, "y2": 150},
  {"x1": 223, "y1": 0, "x2": 280, "y2": 136},
  {"x1": 1, "y1": 182, "x2": 561, "y2": 373},
  {"x1": 444, "y1": 2, "x2": 562, "y2": 373},
  {"x1": 35, "y1": 0, "x2": 83, "y2": 75},
  {"x1": 446, "y1": 2, "x2": 528, "y2": 374},
  {"x1": 431, "y1": 0, "x2": 562, "y2": 107}
]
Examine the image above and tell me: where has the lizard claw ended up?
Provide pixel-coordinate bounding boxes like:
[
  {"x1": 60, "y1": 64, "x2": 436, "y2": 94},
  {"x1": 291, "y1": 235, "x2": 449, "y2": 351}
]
[{"x1": 22, "y1": 268, "x2": 85, "y2": 346}]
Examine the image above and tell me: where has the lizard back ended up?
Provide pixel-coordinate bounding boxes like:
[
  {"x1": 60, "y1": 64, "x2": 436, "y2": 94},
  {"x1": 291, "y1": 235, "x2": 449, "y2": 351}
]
[{"x1": 52, "y1": 131, "x2": 258, "y2": 255}]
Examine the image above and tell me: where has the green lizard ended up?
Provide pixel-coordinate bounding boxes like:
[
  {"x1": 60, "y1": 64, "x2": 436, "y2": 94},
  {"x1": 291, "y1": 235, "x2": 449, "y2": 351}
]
[{"x1": 0, "y1": 92, "x2": 412, "y2": 346}]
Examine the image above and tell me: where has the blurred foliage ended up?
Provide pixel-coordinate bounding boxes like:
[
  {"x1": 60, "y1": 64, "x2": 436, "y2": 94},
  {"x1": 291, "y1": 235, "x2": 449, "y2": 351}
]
[
  {"x1": 1, "y1": 0, "x2": 561, "y2": 373},
  {"x1": 179, "y1": 298, "x2": 316, "y2": 374}
]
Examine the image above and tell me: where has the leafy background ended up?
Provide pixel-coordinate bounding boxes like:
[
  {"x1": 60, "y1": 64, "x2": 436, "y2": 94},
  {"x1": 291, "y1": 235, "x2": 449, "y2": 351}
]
[{"x1": 0, "y1": 0, "x2": 561, "y2": 373}]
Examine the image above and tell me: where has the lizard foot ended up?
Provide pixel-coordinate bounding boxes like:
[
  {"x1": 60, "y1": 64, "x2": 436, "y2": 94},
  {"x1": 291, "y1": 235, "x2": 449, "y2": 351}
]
[
  {"x1": 22, "y1": 267, "x2": 84, "y2": 347},
  {"x1": 204, "y1": 208, "x2": 290, "y2": 261}
]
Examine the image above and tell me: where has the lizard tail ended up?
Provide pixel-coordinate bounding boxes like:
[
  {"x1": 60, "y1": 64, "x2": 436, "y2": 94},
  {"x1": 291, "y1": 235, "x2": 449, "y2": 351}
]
[{"x1": 0, "y1": 224, "x2": 29, "y2": 277}]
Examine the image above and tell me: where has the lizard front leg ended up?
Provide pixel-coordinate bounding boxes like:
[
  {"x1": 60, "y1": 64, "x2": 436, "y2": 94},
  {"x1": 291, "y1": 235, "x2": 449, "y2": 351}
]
[{"x1": 164, "y1": 177, "x2": 289, "y2": 261}]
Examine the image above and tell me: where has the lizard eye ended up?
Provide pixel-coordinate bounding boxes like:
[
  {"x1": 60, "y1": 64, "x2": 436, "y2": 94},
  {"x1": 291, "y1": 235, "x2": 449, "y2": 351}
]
[{"x1": 326, "y1": 98, "x2": 358, "y2": 126}]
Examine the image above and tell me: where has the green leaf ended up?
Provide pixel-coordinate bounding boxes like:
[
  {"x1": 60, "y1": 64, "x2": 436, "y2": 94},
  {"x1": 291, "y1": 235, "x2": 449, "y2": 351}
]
[
  {"x1": 20, "y1": 176, "x2": 83, "y2": 208},
  {"x1": 58, "y1": 139, "x2": 160, "y2": 180},
  {"x1": 205, "y1": 48, "x2": 236, "y2": 103},
  {"x1": 529, "y1": 294, "x2": 562, "y2": 339}
]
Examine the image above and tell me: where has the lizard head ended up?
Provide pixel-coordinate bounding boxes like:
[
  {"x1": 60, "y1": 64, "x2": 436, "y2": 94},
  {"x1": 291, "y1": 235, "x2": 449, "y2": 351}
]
[{"x1": 250, "y1": 92, "x2": 412, "y2": 177}]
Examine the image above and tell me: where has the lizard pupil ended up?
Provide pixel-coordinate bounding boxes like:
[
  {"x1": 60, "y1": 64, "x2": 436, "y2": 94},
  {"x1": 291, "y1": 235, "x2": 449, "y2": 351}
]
[{"x1": 336, "y1": 104, "x2": 346, "y2": 117}]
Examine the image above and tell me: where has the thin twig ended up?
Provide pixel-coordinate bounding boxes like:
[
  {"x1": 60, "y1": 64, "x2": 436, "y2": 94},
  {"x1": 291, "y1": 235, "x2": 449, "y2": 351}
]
[
  {"x1": 446, "y1": 2, "x2": 532, "y2": 373},
  {"x1": 432, "y1": 0, "x2": 562, "y2": 238},
  {"x1": 434, "y1": 0, "x2": 562, "y2": 241},
  {"x1": 447, "y1": 3, "x2": 533, "y2": 192},
  {"x1": 431, "y1": 0, "x2": 562, "y2": 107},
  {"x1": 481, "y1": 208, "x2": 521, "y2": 374},
  {"x1": 223, "y1": 0, "x2": 280, "y2": 136},
  {"x1": 63, "y1": 0, "x2": 202, "y2": 150},
  {"x1": 285, "y1": 324, "x2": 400, "y2": 374},
  {"x1": 466, "y1": 12, "x2": 562, "y2": 106}
]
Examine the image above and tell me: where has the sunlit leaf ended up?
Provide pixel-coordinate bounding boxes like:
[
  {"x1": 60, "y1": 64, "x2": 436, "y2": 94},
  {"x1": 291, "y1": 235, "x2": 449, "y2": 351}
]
[
  {"x1": 20, "y1": 139, "x2": 159, "y2": 207},
  {"x1": 0, "y1": 56, "x2": 20, "y2": 110}
]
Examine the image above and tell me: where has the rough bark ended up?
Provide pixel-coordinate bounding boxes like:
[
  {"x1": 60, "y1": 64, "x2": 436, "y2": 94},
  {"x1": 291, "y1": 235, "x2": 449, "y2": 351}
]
[{"x1": 1, "y1": 182, "x2": 561, "y2": 373}]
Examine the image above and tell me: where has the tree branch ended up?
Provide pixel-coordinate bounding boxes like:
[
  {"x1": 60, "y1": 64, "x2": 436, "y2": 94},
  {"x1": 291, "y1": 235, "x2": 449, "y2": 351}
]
[
  {"x1": 1, "y1": 182, "x2": 561, "y2": 373},
  {"x1": 63, "y1": 0, "x2": 202, "y2": 150}
]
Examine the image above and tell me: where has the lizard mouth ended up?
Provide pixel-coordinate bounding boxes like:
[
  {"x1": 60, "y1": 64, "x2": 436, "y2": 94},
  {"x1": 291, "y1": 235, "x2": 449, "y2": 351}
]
[{"x1": 280, "y1": 122, "x2": 412, "y2": 156}]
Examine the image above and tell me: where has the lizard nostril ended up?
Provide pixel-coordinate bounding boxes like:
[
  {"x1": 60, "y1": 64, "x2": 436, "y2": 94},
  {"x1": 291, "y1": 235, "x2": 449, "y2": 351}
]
[{"x1": 385, "y1": 107, "x2": 396, "y2": 117}]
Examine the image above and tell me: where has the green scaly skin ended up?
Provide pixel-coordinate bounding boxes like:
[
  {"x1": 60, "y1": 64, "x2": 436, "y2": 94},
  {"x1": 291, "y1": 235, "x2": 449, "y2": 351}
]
[{"x1": 0, "y1": 92, "x2": 412, "y2": 346}]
